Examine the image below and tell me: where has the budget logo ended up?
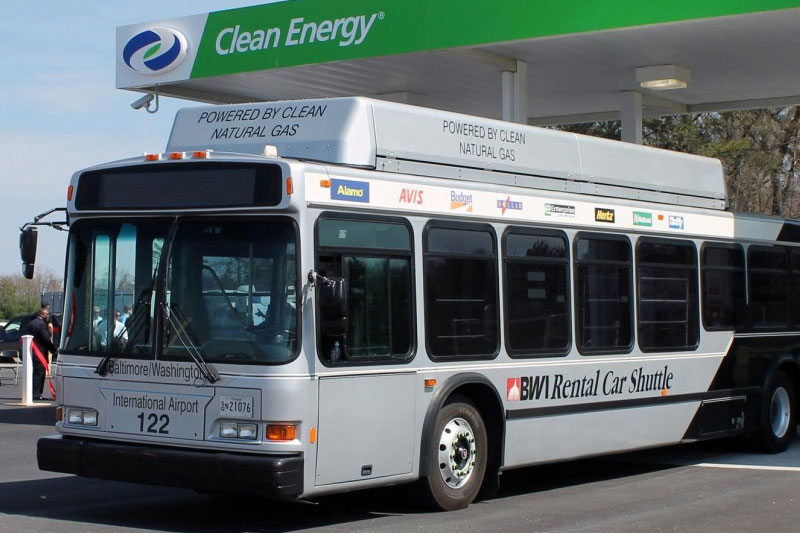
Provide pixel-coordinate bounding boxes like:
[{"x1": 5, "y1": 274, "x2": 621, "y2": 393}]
[
  {"x1": 669, "y1": 215, "x2": 685, "y2": 230},
  {"x1": 450, "y1": 190, "x2": 473, "y2": 212},
  {"x1": 633, "y1": 211, "x2": 653, "y2": 227},
  {"x1": 123, "y1": 28, "x2": 188, "y2": 74},
  {"x1": 331, "y1": 179, "x2": 370, "y2": 202}
]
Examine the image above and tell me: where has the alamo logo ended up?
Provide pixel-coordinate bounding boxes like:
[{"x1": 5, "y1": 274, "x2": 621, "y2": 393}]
[
  {"x1": 595, "y1": 208, "x2": 615, "y2": 223},
  {"x1": 331, "y1": 179, "x2": 370, "y2": 203}
]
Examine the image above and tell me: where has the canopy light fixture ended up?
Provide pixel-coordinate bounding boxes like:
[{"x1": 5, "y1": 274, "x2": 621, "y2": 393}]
[{"x1": 636, "y1": 65, "x2": 690, "y2": 90}]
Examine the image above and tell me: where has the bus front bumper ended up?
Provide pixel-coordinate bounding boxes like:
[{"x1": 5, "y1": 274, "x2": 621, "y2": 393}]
[{"x1": 37, "y1": 435, "x2": 303, "y2": 499}]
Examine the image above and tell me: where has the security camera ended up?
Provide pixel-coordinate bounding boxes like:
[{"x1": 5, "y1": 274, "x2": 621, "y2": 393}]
[{"x1": 131, "y1": 93, "x2": 155, "y2": 110}]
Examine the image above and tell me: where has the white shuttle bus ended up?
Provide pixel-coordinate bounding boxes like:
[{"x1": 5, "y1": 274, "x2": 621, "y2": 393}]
[{"x1": 29, "y1": 98, "x2": 799, "y2": 510}]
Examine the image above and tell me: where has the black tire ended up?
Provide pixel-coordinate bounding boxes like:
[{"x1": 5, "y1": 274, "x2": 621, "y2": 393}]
[
  {"x1": 420, "y1": 395, "x2": 488, "y2": 511},
  {"x1": 756, "y1": 371, "x2": 797, "y2": 454}
]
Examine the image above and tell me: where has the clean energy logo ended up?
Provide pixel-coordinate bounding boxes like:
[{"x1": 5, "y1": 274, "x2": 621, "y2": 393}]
[{"x1": 123, "y1": 28, "x2": 188, "y2": 74}]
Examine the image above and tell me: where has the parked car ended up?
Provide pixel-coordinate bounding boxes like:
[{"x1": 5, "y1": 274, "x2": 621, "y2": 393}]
[
  {"x1": 0, "y1": 314, "x2": 33, "y2": 356},
  {"x1": 0, "y1": 312, "x2": 62, "y2": 356}
]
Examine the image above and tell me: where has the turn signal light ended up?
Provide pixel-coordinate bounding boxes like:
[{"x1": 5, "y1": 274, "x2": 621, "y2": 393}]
[
  {"x1": 320, "y1": 179, "x2": 331, "y2": 188},
  {"x1": 266, "y1": 424, "x2": 297, "y2": 441},
  {"x1": 286, "y1": 177, "x2": 294, "y2": 195},
  {"x1": 56, "y1": 406, "x2": 63, "y2": 423}
]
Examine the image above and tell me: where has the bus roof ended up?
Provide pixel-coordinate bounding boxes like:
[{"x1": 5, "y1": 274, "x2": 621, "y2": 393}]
[{"x1": 167, "y1": 97, "x2": 727, "y2": 210}]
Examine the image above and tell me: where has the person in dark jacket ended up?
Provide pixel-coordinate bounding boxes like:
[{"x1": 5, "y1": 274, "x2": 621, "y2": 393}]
[{"x1": 22, "y1": 307, "x2": 56, "y2": 400}]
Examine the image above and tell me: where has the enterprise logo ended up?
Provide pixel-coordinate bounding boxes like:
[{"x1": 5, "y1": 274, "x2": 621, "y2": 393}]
[{"x1": 123, "y1": 27, "x2": 188, "y2": 74}]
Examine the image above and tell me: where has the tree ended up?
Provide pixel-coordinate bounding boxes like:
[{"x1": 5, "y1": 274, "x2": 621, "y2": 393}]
[
  {"x1": 0, "y1": 268, "x2": 63, "y2": 319},
  {"x1": 557, "y1": 107, "x2": 800, "y2": 218}
]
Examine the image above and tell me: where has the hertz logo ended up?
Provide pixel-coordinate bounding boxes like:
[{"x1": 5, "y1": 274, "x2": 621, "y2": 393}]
[{"x1": 595, "y1": 208, "x2": 615, "y2": 223}]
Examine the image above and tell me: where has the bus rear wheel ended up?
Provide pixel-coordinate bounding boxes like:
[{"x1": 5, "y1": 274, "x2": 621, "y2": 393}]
[
  {"x1": 756, "y1": 371, "x2": 796, "y2": 454},
  {"x1": 421, "y1": 396, "x2": 487, "y2": 511}
]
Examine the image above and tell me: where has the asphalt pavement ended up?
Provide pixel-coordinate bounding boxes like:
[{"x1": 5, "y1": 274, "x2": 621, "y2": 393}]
[{"x1": 2, "y1": 378, "x2": 799, "y2": 532}]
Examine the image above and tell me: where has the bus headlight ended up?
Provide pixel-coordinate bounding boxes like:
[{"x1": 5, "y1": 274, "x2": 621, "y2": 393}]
[
  {"x1": 67, "y1": 408, "x2": 98, "y2": 426},
  {"x1": 219, "y1": 421, "x2": 258, "y2": 440}
]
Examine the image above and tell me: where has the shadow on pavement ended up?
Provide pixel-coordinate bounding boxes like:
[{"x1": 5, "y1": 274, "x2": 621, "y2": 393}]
[
  {"x1": 0, "y1": 405, "x2": 56, "y2": 427},
  {"x1": 0, "y1": 476, "x2": 420, "y2": 533}
]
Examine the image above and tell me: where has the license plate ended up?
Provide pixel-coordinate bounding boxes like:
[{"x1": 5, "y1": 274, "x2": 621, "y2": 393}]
[
  {"x1": 104, "y1": 389, "x2": 209, "y2": 440},
  {"x1": 220, "y1": 395, "x2": 254, "y2": 418}
]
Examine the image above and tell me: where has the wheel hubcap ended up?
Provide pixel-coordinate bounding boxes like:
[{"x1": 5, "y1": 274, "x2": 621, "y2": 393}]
[
  {"x1": 438, "y1": 417, "x2": 477, "y2": 489},
  {"x1": 770, "y1": 386, "x2": 791, "y2": 439}
]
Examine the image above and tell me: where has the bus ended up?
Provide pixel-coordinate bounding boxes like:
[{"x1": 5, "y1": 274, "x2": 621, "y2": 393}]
[{"x1": 29, "y1": 97, "x2": 798, "y2": 511}]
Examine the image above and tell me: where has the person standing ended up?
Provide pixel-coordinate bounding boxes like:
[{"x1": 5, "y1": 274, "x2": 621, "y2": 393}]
[
  {"x1": 22, "y1": 307, "x2": 57, "y2": 401},
  {"x1": 120, "y1": 304, "x2": 132, "y2": 325}
]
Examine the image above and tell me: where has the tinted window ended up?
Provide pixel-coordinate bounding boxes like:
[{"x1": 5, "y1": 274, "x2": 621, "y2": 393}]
[
  {"x1": 701, "y1": 244, "x2": 745, "y2": 330},
  {"x1": 749, "y1": 246, "x2": 788, "y2": 328},
  {"x1": 318, "y1": 219, "x2": 410, "y2": 250},
  {"x1": 316, "y1": 216, "x2": 413, "y2": 364},
  {"x1": 575, "y1": 234, "x2": 632, "y2": 354},
  {"x1": 504, "y1": 230, "x2": 569, "y2": 357},
  {"x1": 792, "y1": 250, "x2": 800, "y2": 327},
  {"x1": 637, "y1": 239, "x2": 699, "y2": 351},
  {"x1": 425, "y1": 223, "x2": 498, "y2": 359}
]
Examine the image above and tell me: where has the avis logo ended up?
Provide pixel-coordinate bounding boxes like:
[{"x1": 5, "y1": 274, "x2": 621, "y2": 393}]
[
  {"x1": 123, "y1": 27, "x2": 188, "y2": 74},
  {"x1": 399, "y1": 188, "x2": 424, "y2": 205}
]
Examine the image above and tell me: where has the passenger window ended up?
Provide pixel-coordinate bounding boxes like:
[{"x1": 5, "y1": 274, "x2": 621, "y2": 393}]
[
  {"x1": 748, "y1": 246, "x2": 789, "y2": 328},
  {"x1": 574, "y1": 234, "x2": 632, "y2": 354},
  {"x1": 425, "y1": 223, "x2": 499, "y2": 359},
  {"x1": 792, "y1": 250, "x2": 800, "y2": 327},
  {"x1": 701, "y1": 243, "x2": 745, "y2": 330},
  {"x1": 637, "y1": 239, "x2": 698, "y2": 351},
  {"x1": 503, "y1": 229, "x2": 570, "y2": 357},
  {"x1": 316, "y1": 216, "x2": 413, "y2": 363}
]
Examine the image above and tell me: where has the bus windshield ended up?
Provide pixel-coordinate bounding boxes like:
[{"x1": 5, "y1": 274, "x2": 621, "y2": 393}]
[{"x1": 63, "y1": 217, "x2": 298, "y2": 365}]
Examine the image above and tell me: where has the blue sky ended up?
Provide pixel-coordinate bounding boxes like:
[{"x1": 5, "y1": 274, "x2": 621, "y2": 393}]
[{"x1": 0, "y1": 1, "x2": 271, "y2": 278}]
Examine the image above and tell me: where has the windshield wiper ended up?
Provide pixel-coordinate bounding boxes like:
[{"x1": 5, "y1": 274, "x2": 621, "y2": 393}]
[
  {"x1": 165, "y1": 302, "x2": 220, "y2": 384},
  {"x1": 95, "y1": 286, "x2": 152, "y2": 376}
]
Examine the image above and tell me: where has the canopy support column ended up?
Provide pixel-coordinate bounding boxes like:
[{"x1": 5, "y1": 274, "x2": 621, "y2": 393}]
[
  {"x1": 502, "y1": 59, "x2": 528, "y2": 124},
  {"x1": 620, "y1": 91, "x2": 643, "y2": 144}
]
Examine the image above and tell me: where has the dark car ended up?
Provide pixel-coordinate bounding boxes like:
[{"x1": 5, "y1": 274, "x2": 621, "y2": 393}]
[
  {"x1": 0, "y1": 312, "x2": 61, "y2": 362},
  {"x1": 0, "y1": 314, "x2": 34, "y2": 358}
]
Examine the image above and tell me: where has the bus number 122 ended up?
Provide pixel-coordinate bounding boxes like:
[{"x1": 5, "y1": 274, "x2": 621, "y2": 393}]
[{"x1": 137, "y1": 412, "x2": 170, "y2": 434}]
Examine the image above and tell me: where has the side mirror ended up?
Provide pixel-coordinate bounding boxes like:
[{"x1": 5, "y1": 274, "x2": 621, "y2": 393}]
[
  {"x1": 318, "y1": 277, "x2": 348, "y2": 336},
  {"x1": 20, "y1": 227, "x2": 38, "y2": 279}
]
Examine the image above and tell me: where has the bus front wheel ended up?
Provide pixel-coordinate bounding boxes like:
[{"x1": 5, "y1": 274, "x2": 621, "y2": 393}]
[
  {"x1": 421, "y1": 395, "x2": 488, "y2": 511},
  {"x1": 757, "y1": 371, "x2": 797, "y2": 454}
]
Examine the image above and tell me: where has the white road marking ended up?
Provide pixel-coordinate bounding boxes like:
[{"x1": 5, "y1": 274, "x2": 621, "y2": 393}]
[{"x1": 694, "y1": 462, "x2": 800, "y2": 472}]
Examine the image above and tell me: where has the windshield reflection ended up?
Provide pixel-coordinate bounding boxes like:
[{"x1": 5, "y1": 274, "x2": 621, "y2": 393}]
[{"x1": 63, "y1": 217, "x2": 299, "y2": 365}]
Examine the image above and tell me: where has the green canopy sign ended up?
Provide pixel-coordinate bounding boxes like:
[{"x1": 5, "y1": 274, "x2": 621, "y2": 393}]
[{"x1": 189, "y1": 0, "x2": 800, "y2": 78}]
